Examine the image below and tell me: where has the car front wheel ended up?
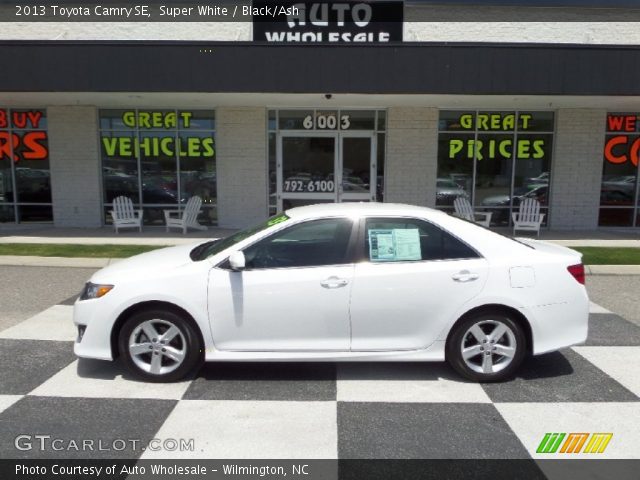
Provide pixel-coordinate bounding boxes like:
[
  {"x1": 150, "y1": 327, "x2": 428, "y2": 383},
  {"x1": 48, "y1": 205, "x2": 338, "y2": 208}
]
[
  {"x1": 118, "y1": 309, "x2": 202, "y2": 382},
  {"x1": 447, "y1": 313, "x2": 526, "y2": 382}
]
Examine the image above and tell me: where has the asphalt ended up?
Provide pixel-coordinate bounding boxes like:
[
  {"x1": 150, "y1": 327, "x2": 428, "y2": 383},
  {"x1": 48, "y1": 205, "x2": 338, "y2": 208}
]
[
  {"x1": 0, "y1": 265, "x2": 97, "y2": 332},
  {"x1": 586, "y1": 275, "x2": 640, "y2": 327}
]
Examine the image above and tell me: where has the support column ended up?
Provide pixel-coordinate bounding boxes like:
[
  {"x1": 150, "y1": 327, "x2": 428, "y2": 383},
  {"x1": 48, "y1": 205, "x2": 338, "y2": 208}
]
[
  {"x1": 216, "y1": 107, "x2": 268, "y2": 228},
  {"x1": 48, "y1": 106, "x2": 102, "y2": 227},
  {"x1": 550, "y1": 109, "x2": 606, "y2": 230},
  {"x1": 384, "y1": 107, "x2": 439, "y2": 207}
]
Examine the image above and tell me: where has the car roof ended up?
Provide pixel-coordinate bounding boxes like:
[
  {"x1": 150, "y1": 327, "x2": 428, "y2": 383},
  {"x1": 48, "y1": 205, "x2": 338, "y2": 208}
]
[{"x1": 285, "y1": 202, "x2": 448, "y2": 220}]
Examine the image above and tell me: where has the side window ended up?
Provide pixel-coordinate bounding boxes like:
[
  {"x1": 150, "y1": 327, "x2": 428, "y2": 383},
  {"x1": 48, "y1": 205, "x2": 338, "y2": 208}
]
[
  {"x1": 243, "y1": 218, "x2": 354, "y2": 269},
  {"x1": 365, "y1": 217, "x2": 479, "y2": 262}
]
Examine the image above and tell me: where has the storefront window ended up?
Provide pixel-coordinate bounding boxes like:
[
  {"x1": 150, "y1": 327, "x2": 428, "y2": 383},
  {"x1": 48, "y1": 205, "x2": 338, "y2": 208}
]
[
  {"x1": 0, "y1": 108, "x2": 52, "y2": 223},
  {"x1": 99, "y1": 109, "x2": 216, "y2": 226},
  {"x1": 436, "y1": 110, "x2": 554, "y2": 227},
  {"x1": 599, "y1": 113, "x2": 640, "y2": 227}
]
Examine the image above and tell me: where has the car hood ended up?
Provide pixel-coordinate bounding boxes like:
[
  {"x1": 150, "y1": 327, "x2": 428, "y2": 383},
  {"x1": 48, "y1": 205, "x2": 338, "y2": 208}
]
[{"x1": 91, "y1": 242, "x2": 207, "y2": 283}]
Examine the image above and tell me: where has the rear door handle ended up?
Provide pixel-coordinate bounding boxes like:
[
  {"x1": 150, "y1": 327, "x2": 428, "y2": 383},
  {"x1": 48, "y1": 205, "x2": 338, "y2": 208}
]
[
  {"x1": 320, "y1": 276, "x2": 349, "y2": 288},
  {"x1": 452, "y1": 270, "x2": 479, "y2": 282}
]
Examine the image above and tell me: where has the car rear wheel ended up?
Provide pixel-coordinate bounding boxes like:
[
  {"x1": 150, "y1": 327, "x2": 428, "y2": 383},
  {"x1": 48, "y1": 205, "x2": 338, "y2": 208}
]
[
  {"x1": 118, "y1": 309, "x2": 202, "y2": 382},
  {"x1": 446, "y1": 313, "x2": 526, "y2": 382}
]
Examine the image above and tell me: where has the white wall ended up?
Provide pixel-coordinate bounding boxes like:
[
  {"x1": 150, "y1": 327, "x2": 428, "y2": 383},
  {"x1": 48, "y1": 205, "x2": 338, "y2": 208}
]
[
  {"x1": 385, "y1": 107, "x2": 438, "y2": 207},
  {"x1": 550, "y1": 109, "x2": 606, "y2": 230},
  {"x1": 2, "y1": 19, "x2": 640, "y2": 45},
  {"x1": 216, "y1": 107, "x2": 268, "y2": 228},
  {"x1": 48, "y1": 106, "x2": 102, "y2": 227}
]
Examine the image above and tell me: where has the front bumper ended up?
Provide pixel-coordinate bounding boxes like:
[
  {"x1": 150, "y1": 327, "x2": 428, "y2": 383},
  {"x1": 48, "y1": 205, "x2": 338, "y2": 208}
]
[{"x1": 73, "y1": 298, "x2": 115, "y2": 361}]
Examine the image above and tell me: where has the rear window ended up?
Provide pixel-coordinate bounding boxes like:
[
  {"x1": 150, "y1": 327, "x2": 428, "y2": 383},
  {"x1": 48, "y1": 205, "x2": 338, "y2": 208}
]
[{"x1": 365, "y1": 217, "x2": 480, "y2": 262}]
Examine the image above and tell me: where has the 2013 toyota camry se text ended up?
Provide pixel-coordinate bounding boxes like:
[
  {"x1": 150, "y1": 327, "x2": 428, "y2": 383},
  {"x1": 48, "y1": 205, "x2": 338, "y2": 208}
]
[{"x1": 73, "y1": 203, "x2": 589, "y2": 383}]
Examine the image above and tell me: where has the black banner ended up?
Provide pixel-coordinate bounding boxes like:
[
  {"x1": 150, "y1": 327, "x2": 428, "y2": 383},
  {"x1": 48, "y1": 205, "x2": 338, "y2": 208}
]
[{"x1": 252, "y1": 1, "x2": 404, "y2": 43}]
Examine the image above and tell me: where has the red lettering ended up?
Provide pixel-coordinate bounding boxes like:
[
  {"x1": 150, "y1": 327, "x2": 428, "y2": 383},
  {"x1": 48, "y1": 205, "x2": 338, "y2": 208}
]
[
  {"x1": 0, "y1": 109, "x2": 7, "y2": 129},
  {"x1": 11, "y1": 111, "x2": 27, "y2": 129},
  {"x1": 608, "y1": 114, "x2": 639, "y2": 132},
  {"x1": 608, "y1": 115, "x2": 625, "y2": 131},
  {"x1": 26, "y1": 111, "x2": 42, "y2": 129},
  {"x1": 0, "y1": 132, "x2": 19, "y2": 162},
  {"x1": 630, "y1": 137, "x2": 640, "y2": 167},
  {"x1": 625, "y1": 116, "x2": 637, "y2": 132},
  {"x1": 22, "y1": 132, "x2": 48, "y2": 160},
  {"x1": 604, "y1": 135, "x2": 628, "y2": 164}
]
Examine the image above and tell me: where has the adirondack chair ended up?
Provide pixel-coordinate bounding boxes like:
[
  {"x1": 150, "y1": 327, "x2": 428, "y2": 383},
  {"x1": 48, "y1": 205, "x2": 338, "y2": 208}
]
[
  {"x1": 109, "y1": 196, "x2": 142, "y2": 233},
  {"x1": 453, "y1": 197, "x2": 492, "y2": 227},
  {"x1": 512, "y1": 197, "x2": 545, "y2": 236},
  {"x1": 164, "y1": 195, "x2": 207, "y2": 234}
]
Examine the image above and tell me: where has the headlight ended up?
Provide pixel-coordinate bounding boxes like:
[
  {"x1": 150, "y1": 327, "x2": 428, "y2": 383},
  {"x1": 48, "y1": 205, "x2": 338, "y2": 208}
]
[{"x1": 79, "y1": 282, "x2": 114, "y2": 301}]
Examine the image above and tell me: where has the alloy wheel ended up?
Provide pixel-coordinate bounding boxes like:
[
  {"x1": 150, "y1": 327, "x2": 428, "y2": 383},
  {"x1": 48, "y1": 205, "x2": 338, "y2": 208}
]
[
  {"x1": 128, "y1": 319, "x2": 187, "y2": 375},
  {"x1": 460, "y1": 319, "x2": 517, "y2": 374}
]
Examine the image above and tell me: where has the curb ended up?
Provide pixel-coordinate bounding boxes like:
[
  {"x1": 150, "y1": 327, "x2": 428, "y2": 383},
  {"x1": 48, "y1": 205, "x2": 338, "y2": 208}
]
[
  {"x1": 1, "y1": 256, "x2": 640, "y2": 275},
  {"x1": 585, "y1": 265, "x2": 640, "y2": 275}
]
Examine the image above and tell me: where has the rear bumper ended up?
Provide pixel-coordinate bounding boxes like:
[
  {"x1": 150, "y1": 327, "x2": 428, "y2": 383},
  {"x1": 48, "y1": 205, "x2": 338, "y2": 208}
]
[{"x1": 525, "y1": 290, "x2": 589, "y2": 355}]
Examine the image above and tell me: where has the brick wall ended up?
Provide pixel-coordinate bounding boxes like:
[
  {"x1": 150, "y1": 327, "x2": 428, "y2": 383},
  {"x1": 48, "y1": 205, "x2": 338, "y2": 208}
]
[
  {"x1": 48, "y1": 106, "x2": 102, "y2": 227},
  {"x1": 549, "y1": 109, "x2": 606, "y2": 230},
  {"x1": 385, "y1": 107, "x2": 438, "y2": 207},
  {"x1": 216, "y1": 107, "x2": 268, "y2": 228}
]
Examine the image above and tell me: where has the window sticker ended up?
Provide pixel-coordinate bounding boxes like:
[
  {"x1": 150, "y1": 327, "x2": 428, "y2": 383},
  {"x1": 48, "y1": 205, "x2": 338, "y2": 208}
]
[{"x1": 368, "y1": 228, "x2": 421, "y2": 262}]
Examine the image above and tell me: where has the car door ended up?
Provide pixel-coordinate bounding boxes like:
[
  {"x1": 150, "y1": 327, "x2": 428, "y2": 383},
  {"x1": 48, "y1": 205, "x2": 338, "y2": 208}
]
[
  {"x1": 208, "y1": 217, "x2": 356, "y2": 351},
  {"x1": 349, "y1": 216, "x2": 488, "y2": 351}
]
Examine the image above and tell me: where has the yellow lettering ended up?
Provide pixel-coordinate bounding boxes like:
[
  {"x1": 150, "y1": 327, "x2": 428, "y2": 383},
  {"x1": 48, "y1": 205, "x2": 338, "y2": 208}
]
[
  {"x1": 517, "y1": 140, "x2": 531, "y2": 158},
  {"x1": 449, "y1": 139, "x2": 464, "y2": 158},
  {"x1": 122, "y1": 111, "x2": 136, "y2": 128},
  {"x1": 460, "y1": 114, "x2": 473, "y2": 130}
]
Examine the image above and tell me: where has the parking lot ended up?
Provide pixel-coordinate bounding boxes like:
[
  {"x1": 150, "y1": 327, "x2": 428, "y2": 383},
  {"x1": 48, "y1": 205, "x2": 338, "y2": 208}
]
[{"x1": 0, "y1": 265, "x2": 638, "y2": 461}]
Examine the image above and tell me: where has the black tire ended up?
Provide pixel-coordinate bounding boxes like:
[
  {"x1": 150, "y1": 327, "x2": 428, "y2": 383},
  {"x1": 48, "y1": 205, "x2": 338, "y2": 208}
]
[
  {"x1": 118, "y1": 308, "x2": 203, "y2": 383},
  {"x1": 446, "y1": 312, "x2": 526, "y2": 383}
]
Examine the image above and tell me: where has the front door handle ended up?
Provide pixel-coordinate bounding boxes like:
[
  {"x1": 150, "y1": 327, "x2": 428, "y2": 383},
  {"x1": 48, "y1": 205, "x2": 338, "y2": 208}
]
[
  {"x1": 452, "y1": 270, "x2": 480, "y2": 282},
  {"x1": 320, "y1": 276, "x2": 349, "y2": 288}
]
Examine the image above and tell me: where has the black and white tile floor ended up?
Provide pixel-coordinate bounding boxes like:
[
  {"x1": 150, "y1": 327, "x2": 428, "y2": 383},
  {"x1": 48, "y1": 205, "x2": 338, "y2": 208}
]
[{"x1": 0, "y1": 298, "x2": 638, "y2": 460}]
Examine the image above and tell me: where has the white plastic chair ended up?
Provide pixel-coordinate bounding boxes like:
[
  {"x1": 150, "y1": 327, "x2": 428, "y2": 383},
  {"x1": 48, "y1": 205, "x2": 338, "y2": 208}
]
[
  {"x1": 164, "y1": 196, "x2": 207, "y2": 234},
  {"x1": 110, "y1": 196, "x2": 142, "y2": 233},
  {"x1": 453, "y1": 197, "x2": 492, "y2": 228},
  {"x1": 512, "y1": 198, "x2": 545, "y2": 236}
]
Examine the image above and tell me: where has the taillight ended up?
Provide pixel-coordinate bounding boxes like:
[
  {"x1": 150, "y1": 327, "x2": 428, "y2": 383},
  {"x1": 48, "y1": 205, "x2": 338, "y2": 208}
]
[{"x1": 567, "y1": 264, "x2": 585, "y2": 285}]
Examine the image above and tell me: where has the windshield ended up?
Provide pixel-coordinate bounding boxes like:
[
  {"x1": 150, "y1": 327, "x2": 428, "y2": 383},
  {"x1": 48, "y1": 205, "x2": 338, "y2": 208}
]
[{"x1": 190, "y1": 213, "x2": 290, "y2": 261}]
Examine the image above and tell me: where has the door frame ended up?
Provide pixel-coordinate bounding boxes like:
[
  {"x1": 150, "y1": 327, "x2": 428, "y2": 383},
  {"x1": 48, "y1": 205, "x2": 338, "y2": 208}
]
[
  {"x1": 339, "y1": 130, "x2": 377, "y2": 203},
  {"x1": 276, "y1": 131, "x2": 376, "y2": 212}
]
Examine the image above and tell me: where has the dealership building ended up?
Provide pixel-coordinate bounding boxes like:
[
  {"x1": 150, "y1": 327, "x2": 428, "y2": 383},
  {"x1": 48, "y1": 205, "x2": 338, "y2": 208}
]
[{"x1": 2, "y1": 1, "x2": 640, "y2": 230}]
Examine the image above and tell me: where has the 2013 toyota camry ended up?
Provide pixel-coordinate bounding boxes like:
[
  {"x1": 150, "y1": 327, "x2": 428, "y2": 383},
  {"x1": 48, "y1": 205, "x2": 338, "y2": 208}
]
[{"x1": 73, "y1": 203, "x2": 589, "y2": 383}]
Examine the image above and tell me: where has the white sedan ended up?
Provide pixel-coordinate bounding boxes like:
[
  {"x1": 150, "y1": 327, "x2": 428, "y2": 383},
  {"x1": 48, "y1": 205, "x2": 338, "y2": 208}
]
[{"x1": 73, "y1": 203, "x2": 588, "y2": 383}]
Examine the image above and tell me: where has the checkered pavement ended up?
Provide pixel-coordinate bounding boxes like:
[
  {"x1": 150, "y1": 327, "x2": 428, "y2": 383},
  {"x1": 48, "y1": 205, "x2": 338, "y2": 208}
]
[{"x1": 0, "y1": 297, "x2": 639, "y2": 461}]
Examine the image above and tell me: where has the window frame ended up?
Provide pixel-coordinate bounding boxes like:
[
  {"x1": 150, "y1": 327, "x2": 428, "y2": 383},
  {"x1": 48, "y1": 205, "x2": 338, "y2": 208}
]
[
  {"x1": 355, "y1": 216, "x2": 482, "y2": 264},
  {"x1": 219, "y1": 216, "x2": 360, "y2": 271}
]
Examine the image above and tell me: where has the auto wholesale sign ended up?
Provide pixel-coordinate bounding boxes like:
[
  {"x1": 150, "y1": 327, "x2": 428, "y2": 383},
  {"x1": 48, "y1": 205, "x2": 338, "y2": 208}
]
[{"x1": 252, "y1": 1, "x2": 404, "y2": 44}]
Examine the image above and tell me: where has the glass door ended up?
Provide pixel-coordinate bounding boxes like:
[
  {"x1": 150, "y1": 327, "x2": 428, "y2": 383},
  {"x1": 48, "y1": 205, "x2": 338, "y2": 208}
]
[
  {"x1": 276, "y1": 131, "x2": 377, "y2": 211},
  {"x1": 277, "y1": 132, "x2": 337, "y2": 211},
  {"x1": 339, "y1": 132, "x2": 376, "y2": 202}
]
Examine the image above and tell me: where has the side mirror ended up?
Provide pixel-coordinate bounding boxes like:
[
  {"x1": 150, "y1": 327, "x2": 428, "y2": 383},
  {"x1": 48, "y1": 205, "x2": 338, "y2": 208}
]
[{"x1": 228, "y1": 251, "x2": 246, "y2": 271}]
